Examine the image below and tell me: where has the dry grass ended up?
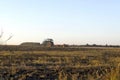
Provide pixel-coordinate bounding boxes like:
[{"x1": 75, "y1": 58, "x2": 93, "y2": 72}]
[{"x1": 0, "y1": 47, "x2": 120, "y2": 79}]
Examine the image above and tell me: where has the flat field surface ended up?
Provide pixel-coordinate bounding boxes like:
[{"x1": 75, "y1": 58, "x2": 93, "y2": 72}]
[{"x1": 0, "y1": 47, "x2": 120, "y2": 80}]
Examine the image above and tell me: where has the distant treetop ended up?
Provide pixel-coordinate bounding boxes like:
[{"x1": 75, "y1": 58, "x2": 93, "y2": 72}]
[{"x1": 42, "y1": 38, "x2": 54, "y2": 47}]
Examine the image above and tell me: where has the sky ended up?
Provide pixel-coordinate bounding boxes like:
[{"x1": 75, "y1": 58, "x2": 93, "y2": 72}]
[{"x1": 0, "y1": 0, "x2": 120, "y2": 45}]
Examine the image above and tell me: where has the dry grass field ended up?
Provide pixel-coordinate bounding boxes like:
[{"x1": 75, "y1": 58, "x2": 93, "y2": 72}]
[{"x1": 0, "y1": 47, "x2": 120, "y2": 80}]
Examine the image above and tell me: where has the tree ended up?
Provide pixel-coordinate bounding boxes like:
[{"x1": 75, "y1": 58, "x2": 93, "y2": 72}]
[{"x1": 42, "y1": 38, "x2": 54, "y2": 47}]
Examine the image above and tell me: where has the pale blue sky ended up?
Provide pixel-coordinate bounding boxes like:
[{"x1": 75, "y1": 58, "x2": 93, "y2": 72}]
[{"x1": 0, "y1": 0, "x2": 120, "y2": 45}]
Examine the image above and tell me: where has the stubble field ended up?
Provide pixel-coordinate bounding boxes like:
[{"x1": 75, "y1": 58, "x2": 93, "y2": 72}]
[{"x1": 0, "y1": 47, "x2": 120, "y2": 80}]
